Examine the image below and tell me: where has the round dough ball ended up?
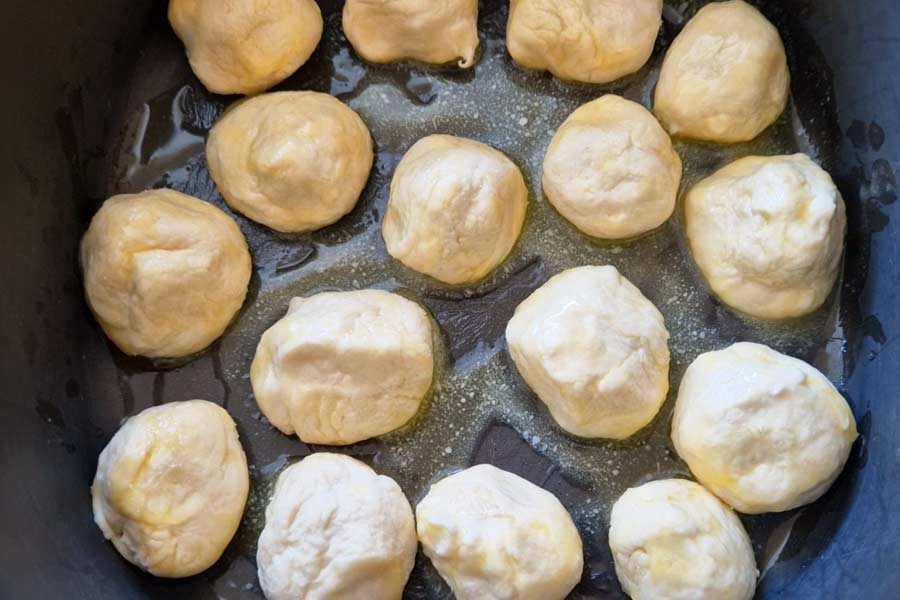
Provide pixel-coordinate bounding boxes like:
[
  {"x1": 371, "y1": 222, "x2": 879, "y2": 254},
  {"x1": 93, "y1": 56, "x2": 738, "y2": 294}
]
[
  {"x1": 91, "y1": 400, "x2": 249, "y2": 578},
  {"x1": 685, "y1": 154, "x2": 845, "y2": 319},
  {"x1": 506, "y1": 266, "x2": 670, "y2": 439},
  {"x1": 343, "y1": 0, "x2": 479, "y2": 67},
  {"x1": 543, "y1": 95, "x2": 682, "y2": 239},
  {"x1": 382, "y1": 134, "x2": 527, "y2": 285},
  {"x1": 672, "y1": 342, "x2": 858, "y2": 514},
  {"x1": 609, "y1": 479, "x2": 758, "y2": 600},
  {"x1": 250, "y1": 290, "x2": 434, "y2": 445},
  {"x1": 654, "y1": 0, "x2": 789, "y2": 142},
  {"x1": 80, "y1": 189, "x2": 251, "y2": 358},
  {"x1": 207, "y1": 91, "x2": 374, "y2": 233},
  {"x1": 258, "y1": 453, "x2": 417, "y2": 600},
  {"x1": 168, "y1": 0, "x2": 323, "y2": 95},
  {"x1": 507, "y1": 0, "x2": 662, "y2": 84},
  {"x1": 416, "y1": 464, "x2": 583, "y2": 600}
]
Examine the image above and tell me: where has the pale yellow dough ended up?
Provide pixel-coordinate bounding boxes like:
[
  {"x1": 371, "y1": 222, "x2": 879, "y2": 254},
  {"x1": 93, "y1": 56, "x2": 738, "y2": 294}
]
[
  {"x1": 80, "y1": 189, "x2": 251, "y2": 358},
  {"x1": 343, "y1": 0, "x2": 479, "y2": 67},
  {"x1": 168, "y1": 0, "x2": 323, "y2": 95}
]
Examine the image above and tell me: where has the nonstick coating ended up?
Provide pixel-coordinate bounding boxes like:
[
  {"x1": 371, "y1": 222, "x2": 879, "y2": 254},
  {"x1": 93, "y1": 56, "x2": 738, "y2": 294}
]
[{"x1": 1, "y1": 1, "x2": 898, "y2": 599}]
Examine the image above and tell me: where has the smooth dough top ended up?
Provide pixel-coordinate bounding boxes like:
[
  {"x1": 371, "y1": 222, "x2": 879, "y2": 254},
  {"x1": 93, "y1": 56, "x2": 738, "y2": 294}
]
[
  {"x1": 543, "y1": 95, "x2": 682, "y2": 239},
  {"x1": 207, "y1": 91, "x2": 374, "y2": 233},
  {"x1": 507, "y1": 0, "x2": 663, "y2": 83},
  {"x1": 168, "y1": 0, "x2": 323, "y2": 95},
  {"x1": 672, "y1": 342, "x2": 858, "y2": 514},
  {"x1": 654, "y1": 0, "x2": 789, "y2": 142},
  {"x1": 609, "y1": 478, "x2": 758, "y2": 600},
  {"x1": 80, "y1": 189, "x2": 251, "y2": 358},
  {"x1": 685, "y1": 154, "x2": 846, "y2": 319},
  {"x1": 250, "y1": 290, "x2": 434, "y2": 445},
  {"x1": 257, "y1": 453, "x2": 417, "y2": 600},
  {"x1": 382, "y1": 134, "x2": 528, "y2": 285},
  {"x1": 506, "y1": 266, "x2": 670, "y2": 439},
  {"x1": 91, "y1": 400, "x2": 249, "y2": 578},
  {"x1": 343, "y1": 0, "x2": 479, "y2": 67},
  {"x1": 416, "y1": 464, "x2": 583, "y2": 600}
]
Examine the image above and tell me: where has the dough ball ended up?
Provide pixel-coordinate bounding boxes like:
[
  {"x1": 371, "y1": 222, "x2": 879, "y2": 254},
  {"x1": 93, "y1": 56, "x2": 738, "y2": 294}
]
[
  {"x1": 507, "y1": 0, "x2": 662, "y2": 84},
  {"x1": 91, "y1": 400, "x2": 249, "y2": 578},
  {"x1": 685, "y1": 154, "x2": 845, "y2": 319},
  {"x1": 609, "y1": 479, "x2": 757, "y2": 600},
  {"x1": 382, "y1": 134, "x2": 527, "y2": 285},
  {"x1": 343, "y1": 0, "x2": 479, "y2": 67},
  {"x1": 654, "y1": 0, "x2": 789, "y2": 142},
  {"x1": 80, "y1": 189, "x2": 251, "y2": 358},
  {"x1": 207, "y1": 91, "x2": 374, "y2": 233},
  {"x1": 543, "y1": 95, "x2": 682, "y2": 239},
  {"x1": 416, "y1": 464, "x2": 583, "y2": 600},
  {"x1": 258, "y1": 453, "x2": 417, "y2": 600},
  {"x1": 672, "y1": 342, "x2": 858, "y2": 514},
  {"x1": 506, "y1": 266, "x2": 670, "y2": 439},
  {"x1": 168, "y1": 0, "x2": 323, "y2": 95},
  {"x1": 250, "y1": 290, "x2": 434, "y2": 445}
]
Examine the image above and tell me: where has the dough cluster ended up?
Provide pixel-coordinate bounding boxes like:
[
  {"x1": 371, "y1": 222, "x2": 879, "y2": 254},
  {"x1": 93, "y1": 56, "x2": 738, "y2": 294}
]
[
  {"x1": 92, "y1": 400, "x2": 249, "y2": 578},
  {"x1": 80, "y1": 189, "x2": 251, "y2": 358},
  {"x1": 383, "y1": 134, "x2": 528, "y2": 285},
  {"x1": 168, "y1": 0, "x2": 323, "y2": 95},
  {"x1": 654, "y1": 0, "x2": 789, "y2": 142},
  {"x1": 416, "y1": 464, "x2": 583, "y2": 600},
  {"x1": 543, "y1": 95, "x2": 681, "y2": 239},
  {"x1": 685, "y1": 154, "x2": 846, "y2": 319},
  {"x1": 207, "y1": 91, "x2": 374, "y2": 233},
  {"x1": 609, "y1": 479, "x2": 757, "y2": 600},
  {"x1": 257, "y1": 453, "x2": 417, "y2": 600},
  {"x1": 343, "y1": 0, "x2": 479, "y2": 67},
  {"x1": 251, "y1": 290, "x2": 434, "y2": 445},
  {"x1": 672, "y1": 342, "x2": 858, "y2": 514},
  {"x1": 507, "y1": 0, "x2": 662, "y2": 83},
  {"x1": 506, "y1": 266, "x2": 670, "y2": 439}
]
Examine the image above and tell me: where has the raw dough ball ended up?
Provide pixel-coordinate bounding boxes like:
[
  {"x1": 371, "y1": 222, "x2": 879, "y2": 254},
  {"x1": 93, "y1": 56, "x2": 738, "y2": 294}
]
[
  {"x1": 250, "y1": 290, "x2": 434, "y2": 445},
  {"x1": 258, "y1": 453, "x2": 417, "y2": 600},
  {"x1": 506, "y1": 266, "x2": 670, "y2": 439},
  {"x1": 543, "y1": 95, "x2": 682, "y2": 239},
  {"x1": 168, "y1": 0, "x2": 323, "y2": 95},
  {"x1": 507, "y1": 0, "x2": 662, "y2": 83},
  {"x1": 91, "y1": 400, "x2": 249, "y2": 578},
  {"x1": 207, "y1": 91, "x2": 374, "y2": 233},
  {"x1": 80, "y1": 189, "x2": 251, "y2": 358},
  {"x1": 382, "y1": 134, "x2": 527, "y2": 285},
  {"x1": 654, "y1": 0, "x2": 789, "y2": 142},
  {"x1": 416, "y1": 464, "x2": 583, "y2": 600},
  {"x1": 685, "y1": 154, "x2": 846, "y2": 319},
  {"x1": 343, "y1": 0, "x2": 479, "y2": 67},
  {"x1": 609, "y1": 479, "x2": 757, "y2": 600},
  {"x1": 672, "y1": 342, "x2": 858, "y2": 514}
]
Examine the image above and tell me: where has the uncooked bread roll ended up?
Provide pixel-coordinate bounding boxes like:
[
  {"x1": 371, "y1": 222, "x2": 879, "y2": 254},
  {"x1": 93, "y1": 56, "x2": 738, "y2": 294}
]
[
  {"x1": 168, "y1": 0, "x2": 323, "y2": 95},
  {"x1": 543, "y1": 95, "x2": 681, "y2": 239},
  {"x1": 251, "y1": 290, "x2": 434, "y2": 445},
  {"x1": 92, "y1": 400, "x2": 249, "y2": 578},
  {"x1": 609, "y1": 479, "x2": 758, "y2": 600},
  {"x1": 685, "y1": 154, "x2": 845, "y2": 319},
  {"x1": 506, "y1": 266, "x2": 670, "y2": 439},
  {"x1": 672, "y1": 342, "x2": 858, "y2": 514},
  {"x1": 507, "y1": 0, "x2": 662, "y2": 84},
  {"x1": 207, "y1": 91, "x2": 374, "y2": 233},
  {"x1": 80, "y1": 189, "x2": 251, "y2": 358},
  {"x1": 654, "y1": 0, "x2": 789, "y2": 142},
  {"x1": 382, "y1": 134, "x2": 527, "y2": 285},
  {"x1": 416, "y1": 464, "x2": 583, "y2": 600},
  {"x1": 343, "y1": 0, "x2": 479, "y2": 67},
  {"x1": 257, "y1": 453, "x2": 417, "y2": 600}
]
